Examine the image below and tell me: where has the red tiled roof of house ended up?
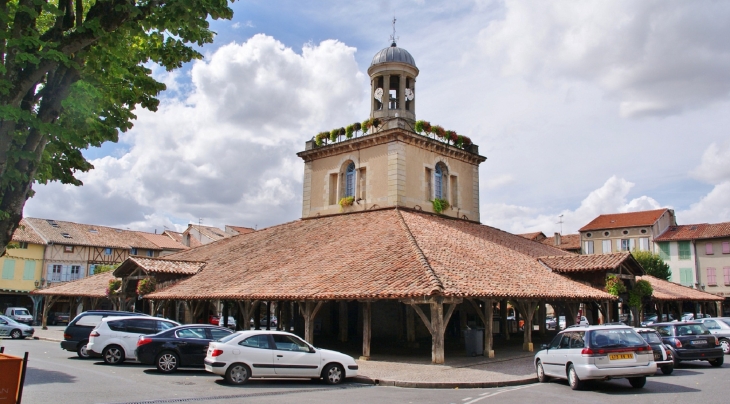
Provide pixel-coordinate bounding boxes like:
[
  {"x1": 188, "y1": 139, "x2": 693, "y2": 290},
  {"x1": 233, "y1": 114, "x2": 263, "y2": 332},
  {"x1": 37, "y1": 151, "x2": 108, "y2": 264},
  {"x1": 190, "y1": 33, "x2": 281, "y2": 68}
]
[
  {"x1": 579, "y1": 209, "x2": 669, "y2": 231},
  {"x1": 147, "y1": 209, "x2": 612, "y2": 301},
  {"x1": 541, "y1": 234, "x2": 581, "y2": 251},
  {"x1": 11, "y1": 219, "x2": 46, "y2": 245},
  {"x1": 638, "y1": 275, "x2": 722, "y2": 302},
  {"x1": 655, "y1": 222, "x2": 730, "y2": 242},
  {"x1": 115, "y1": 256, "x2": 206, "y2": 276},
  {"x1": 538, "y1": 252, "x2": 641, "y2": 273},
  {"x1": 31, "y1": 272, "x2": 115, "y2": 298},
  {"x1": 138, "y1": 232, "x2": 188, "y2": 250},
  {"x1": 518, "y1": 232, "x2": 545, "y2": 241},
  {"x1": 164, "y1": 230, "x2": 202, "y2": 248},
  {"x1": 24, "y1": 217, "x2": 161, "y2": 249},
  {"x1": 186, "y1": 224, "x2": 229, "y2": 242},
  {"x1": 226, "y1": 225, "x2": 255, "y2": 235}
]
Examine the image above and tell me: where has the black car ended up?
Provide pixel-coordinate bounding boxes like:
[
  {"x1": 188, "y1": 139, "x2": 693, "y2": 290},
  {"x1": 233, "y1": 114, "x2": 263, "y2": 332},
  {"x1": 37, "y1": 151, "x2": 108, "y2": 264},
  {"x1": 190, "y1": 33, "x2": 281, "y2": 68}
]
[
  {"x1": 136, "y1": 324, "x2": 233, "y2": 373},
  {"x1": 635, "y1": 327, "x2": 674, "y2": 374},
  {"x1": 61, "y1": 310, "x2": 147, "y2": 358},
  {"x1": 650, "y1": 322, "x2": 724, "y2": 367}
]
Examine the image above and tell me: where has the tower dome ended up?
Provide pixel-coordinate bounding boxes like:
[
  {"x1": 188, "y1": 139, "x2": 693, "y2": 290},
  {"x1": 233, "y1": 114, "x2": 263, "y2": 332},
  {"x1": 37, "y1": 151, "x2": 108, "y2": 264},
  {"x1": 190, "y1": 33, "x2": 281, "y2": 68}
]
[
  {"x1": 367, "y1": 42, "x2": 419, "y2": 124},
  {"x1": 370, "y1": 43, "x2": 417, "y2": 68}
]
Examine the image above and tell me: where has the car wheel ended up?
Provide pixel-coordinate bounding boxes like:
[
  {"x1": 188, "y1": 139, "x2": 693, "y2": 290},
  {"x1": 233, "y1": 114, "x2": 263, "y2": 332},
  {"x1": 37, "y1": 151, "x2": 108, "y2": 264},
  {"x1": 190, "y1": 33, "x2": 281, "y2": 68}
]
[
  {"x1": 720, "y1": 339, "x2": 730, "y2": 355},
  {"x1": 9, "y1": 329, "x2": 22, "y2": 339},
  {"x1": 628, "y1": 376, "x2": 646, "y2": 388},
  {"x1": 102, "y1": 345, "x2": 125, "y2": 365},
  {"x1": 567, "y1": 364, "x2": 583, "y2": 391},
  {"x1": 156, "y1": 352, "x2": 179, "y2": 373},
  {"x1": 225, "y1": 363, "x2": 250, "y2": 385},
  {"x1": 709, "y1": 356, "x2": 724, "y2": 367},
  {"x1": 322, "y1": 363, "x2": 344, "y2": 385},
  {"x1": 661, "y1": 365, "x2": 673, "y2": 375},
  {"x1": 536, "y1": 360, "x2": 550, "y2": 383},
  {"x1": 77, "y1": 342, "x2": 91, "y2": 359}
]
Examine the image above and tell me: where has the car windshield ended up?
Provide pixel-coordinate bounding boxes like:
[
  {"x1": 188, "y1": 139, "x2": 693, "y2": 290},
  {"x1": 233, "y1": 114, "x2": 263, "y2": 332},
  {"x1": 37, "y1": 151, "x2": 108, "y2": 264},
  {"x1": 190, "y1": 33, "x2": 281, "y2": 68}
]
[
  {"x1": 639, "y1": 331, "x2": 662, "y2": 344},
  {"x1": 0, "y1": 315, "x2": 19, "y2": 325},
  {"x1": 719, "y1": 319, "x2": 730, "y2": 328},
  {"x1": 14, "y1": 309, "x2": 30, "y2": 316},
  {"x1": 676, "y1": 324, "x2": 710, "y2": 336},
  {"x1": 219, "y1": 332, "x2": 241, "y2": 343},
  {"x1": 590, "y1": 329, "x2": 645, "y2": 348}
]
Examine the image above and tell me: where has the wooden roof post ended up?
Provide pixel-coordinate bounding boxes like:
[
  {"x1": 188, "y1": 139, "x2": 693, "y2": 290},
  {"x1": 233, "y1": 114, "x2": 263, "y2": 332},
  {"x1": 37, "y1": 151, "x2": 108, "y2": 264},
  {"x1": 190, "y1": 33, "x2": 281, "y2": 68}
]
[
  {"x1": 430, "y1": 300, "x2": 445, "y2": 364},
  {"x1": 484, "y1": 299, "x2": 494, "y2": 358},
  {"x1": 516, "y1": 301, "x2": 537, "y2": 352},
  {"x1": 339, "y1": 301, "x2": 348, "y2": 342},
  {"x1": 406, "y1": 304, "x2": 415, "y2": 344},
  {"x1": 361, "y1": 301, "x2": 371, "y2": 360},
  {"x1": 538, "y1": 301, "x2": 546, "y2": 336},
  {"x1": 500, "y1": 300, "x2": 508, "y2": 341},
  {"x1": 300, "y1": 301, "x2": 324, "y2": 344}
]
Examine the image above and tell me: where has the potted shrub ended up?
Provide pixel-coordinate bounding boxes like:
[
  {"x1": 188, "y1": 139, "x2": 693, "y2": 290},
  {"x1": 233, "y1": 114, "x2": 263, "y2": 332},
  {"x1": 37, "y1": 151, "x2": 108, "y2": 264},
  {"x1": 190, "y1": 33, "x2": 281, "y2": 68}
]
[
  {"x1": 345, "y1": 125, "x2": 354, "y2": 139},
  {"x1": 339, "y1": 196, "x2": 355, "y2": 210},
  {"x1": 137, "y1": 278, "x2": 156, "y2": 296},
  {"x1": 432, "y1": 198, "x2": 450, "y2": 214},
  {"x1": 106, "y1": 279, "x2": 122, "y2": 297},
  {"x1": 329, "y1": 129, "x2": 339, "y2": 143}
]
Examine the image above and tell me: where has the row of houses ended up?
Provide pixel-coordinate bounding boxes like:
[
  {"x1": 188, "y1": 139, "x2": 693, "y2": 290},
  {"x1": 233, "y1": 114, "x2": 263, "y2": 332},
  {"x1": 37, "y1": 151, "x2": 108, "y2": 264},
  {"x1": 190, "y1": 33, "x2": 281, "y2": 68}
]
[
  {"x1": 522, "y1": 208, "x2": 730, "y2": 314},
  {"x1": 0, "y1": 218, "x2": 254, "y2": 316}
]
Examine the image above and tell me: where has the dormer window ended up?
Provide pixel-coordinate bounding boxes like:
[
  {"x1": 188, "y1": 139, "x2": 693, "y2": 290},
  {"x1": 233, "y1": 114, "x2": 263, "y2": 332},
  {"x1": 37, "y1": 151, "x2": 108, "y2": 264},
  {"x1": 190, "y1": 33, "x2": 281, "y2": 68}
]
[
  {"x1": 61, "y1": 232, "x2": 72, "y2": 238},
  {"x1": 345, "y1": 162, "x2": 356, "y2": 198}
]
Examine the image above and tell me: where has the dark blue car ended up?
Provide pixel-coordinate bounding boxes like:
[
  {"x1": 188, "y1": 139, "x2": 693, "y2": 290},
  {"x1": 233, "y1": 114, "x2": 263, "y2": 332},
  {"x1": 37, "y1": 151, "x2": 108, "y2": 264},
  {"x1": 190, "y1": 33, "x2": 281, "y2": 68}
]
[{"x1": 136, "y1": 324, "x2": 233, "y2": 373}]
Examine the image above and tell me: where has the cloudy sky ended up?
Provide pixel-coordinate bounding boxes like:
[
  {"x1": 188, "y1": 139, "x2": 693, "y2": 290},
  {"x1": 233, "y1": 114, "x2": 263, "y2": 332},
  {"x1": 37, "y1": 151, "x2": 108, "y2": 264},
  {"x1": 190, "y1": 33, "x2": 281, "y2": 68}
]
[{"x1": 24, "y1": 0, "x2": 730, "y2": 236}]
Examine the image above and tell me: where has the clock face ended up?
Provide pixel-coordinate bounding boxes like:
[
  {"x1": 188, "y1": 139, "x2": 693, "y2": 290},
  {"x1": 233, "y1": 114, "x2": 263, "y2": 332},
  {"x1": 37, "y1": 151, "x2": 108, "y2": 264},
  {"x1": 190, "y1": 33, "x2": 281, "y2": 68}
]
[
  {"x1": 405, "y1": 88, "x2": 414, "y2": 101},
  {"x1": 374, "y1": 88, "x2": 383, "y2": 102}
]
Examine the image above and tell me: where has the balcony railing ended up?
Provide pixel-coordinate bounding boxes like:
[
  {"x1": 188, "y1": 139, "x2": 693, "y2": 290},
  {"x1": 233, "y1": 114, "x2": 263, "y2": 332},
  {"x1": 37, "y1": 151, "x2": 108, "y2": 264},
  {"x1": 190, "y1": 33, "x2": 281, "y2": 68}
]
[{"x1": 48, "y1": 273, "x2": 83, "y2": 283}]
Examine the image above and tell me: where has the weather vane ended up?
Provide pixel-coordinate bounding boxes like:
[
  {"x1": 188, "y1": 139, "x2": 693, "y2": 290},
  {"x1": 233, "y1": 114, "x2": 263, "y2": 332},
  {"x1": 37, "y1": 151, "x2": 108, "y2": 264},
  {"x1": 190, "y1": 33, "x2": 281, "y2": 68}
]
[{"x1": 390, "y1": 17, "x2": 399, "y2": 46}]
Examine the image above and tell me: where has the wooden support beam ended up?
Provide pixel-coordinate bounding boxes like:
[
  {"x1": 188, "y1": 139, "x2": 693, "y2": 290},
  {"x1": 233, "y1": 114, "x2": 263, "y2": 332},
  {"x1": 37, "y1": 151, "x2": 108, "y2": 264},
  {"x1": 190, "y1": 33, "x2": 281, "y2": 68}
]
[
  {"x1": 362, "y1": 301, "x2": 372, "y2": 359},
  {"x1": 41, "y1": 296, "x2": 59, "y2": 330},
  {"x1": 514, "y1": 300, "x2": 538, "y2": 352},
  {"x1": 300, "y1": 301, "x2": 324, "y2": 344},
  {"x1": 500, "y1": 300, "x2": 509, "y2": 340},
  {"x1": 408, "y1": 301, "x2": 456, "y2": 364},
  {"x1": 483, "y1": 299, "x2": 494, "y2": 358},
  {"x1": 339, "y1": 301, "x2": 348, "y2": 342},
  {"x1": 538, "y1": 301, "x2": 546, "y2": 336},
  {"x1": 400, "y1": 296, "x2": 463, "y2": 305},
  {"x1": 406, "y1": 305, "x2": 415, "y2": 343}
]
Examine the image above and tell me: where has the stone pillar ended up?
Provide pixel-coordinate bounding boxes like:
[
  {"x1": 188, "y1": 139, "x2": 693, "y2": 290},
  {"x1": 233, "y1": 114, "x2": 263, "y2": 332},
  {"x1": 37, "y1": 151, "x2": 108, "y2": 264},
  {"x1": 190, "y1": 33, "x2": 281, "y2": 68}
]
[
  {"x1": 339, "y1": 301, "x2": 348, "y2": 342},
  {"x1": 398, "y1": 73, "x2": 406, "y2": 114},
  {"x1": 383, "y1": 74, "x2": 391, "y2": 111},
  {"x1": 362, "y1": 301, "x2": 371, "y2": 360}
]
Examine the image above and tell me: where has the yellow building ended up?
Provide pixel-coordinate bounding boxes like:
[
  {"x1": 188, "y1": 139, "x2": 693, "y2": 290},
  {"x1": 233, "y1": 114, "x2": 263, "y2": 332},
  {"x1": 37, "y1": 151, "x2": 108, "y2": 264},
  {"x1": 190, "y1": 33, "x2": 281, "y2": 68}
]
[{"x1": 0, "y1": 219, "x2": 46, "y2": 315}]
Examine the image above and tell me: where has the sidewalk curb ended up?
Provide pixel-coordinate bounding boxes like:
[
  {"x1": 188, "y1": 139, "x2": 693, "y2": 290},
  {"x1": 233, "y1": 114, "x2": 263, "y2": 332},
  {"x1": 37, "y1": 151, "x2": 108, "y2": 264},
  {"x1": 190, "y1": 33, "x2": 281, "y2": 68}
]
[
  {"x1": 35, "y1": 337, "x2": 62, "y2": 343},
  {"x1": 353, "y1": 375, "x2": 538, "y2": 389}
]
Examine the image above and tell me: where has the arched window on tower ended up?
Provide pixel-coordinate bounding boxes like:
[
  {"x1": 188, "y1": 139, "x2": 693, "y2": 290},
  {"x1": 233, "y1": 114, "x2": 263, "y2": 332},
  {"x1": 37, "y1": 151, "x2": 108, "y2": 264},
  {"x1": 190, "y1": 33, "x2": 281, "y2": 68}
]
[
  {"x1": 435, "y1": 163, "x2": 448, "y2": 200},
  {"x1": 345, "y1": 162, "x2": 356, "y2": 198}
]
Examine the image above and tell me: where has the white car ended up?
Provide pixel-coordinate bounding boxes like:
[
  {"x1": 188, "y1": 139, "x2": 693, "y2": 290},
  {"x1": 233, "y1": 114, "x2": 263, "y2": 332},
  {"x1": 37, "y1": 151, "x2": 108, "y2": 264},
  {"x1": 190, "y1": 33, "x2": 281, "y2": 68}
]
[
  {"x1": 534, "y1": 324, "x2": 656, "y2": 390},
  {"x1": 87, "y1": 315, "x2": 179, "y2": 364},
  {"x1": 204, "y1": 330, "x2": 358, "y2": 385}
]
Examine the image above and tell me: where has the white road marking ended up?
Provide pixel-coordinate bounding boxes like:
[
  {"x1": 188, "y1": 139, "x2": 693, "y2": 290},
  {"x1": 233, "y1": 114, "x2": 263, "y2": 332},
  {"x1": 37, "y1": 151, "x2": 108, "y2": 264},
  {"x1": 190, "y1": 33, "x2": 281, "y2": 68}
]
[
  {"x1": 461, "y1": 384, "x2": 537, "y2": 404},
  {"x1": 462, "y1": 398, "x2": 473, "y2": 401}
]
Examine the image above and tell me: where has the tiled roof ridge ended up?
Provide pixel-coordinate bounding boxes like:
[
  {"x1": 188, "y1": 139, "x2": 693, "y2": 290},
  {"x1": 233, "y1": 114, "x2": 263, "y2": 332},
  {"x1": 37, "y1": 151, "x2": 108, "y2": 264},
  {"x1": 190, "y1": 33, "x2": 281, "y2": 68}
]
[
  {"x1": 22, "y1": 218, "x2": 48, "y2": 244},
  {"x1": 579, "y1": 208, "x2": 669, "y2": 231},
  {"x1": 132, "y1": 256, "x2": 207, "y2": 264},
  {"x1": 395, "y1": 208, "x2": 444, "y2": 294}
]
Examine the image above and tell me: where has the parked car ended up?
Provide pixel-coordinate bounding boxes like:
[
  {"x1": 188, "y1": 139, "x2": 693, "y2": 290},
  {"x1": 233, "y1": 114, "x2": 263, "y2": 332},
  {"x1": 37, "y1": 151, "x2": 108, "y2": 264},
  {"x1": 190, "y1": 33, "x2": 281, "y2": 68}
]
[
  {"x1": 87, "y1": 315, "x2": 180, "y2": 365},
  {"x1": 534, "y1": 324, "x2": 655, "y2": 390},
  {"x1": 4, "y1": 307, "x2": 33, "y2": 325},
  {"x1": 0, "y1": 314, "x2": 34, "y2": 339},
  {"x1": 546, "y1": 316, "x2": 557, "y2": 330},
  {"x1": 204, "y1": 330, "x2": 358, "y2": 385},
  {"x1": 250, "y1": 316, "x2": 278, "y2": 328},
  {"x1": 682, "y1": 313, "x2": 709, "y2": 321},
  {"x1": 61, "y1": 310, "x2": 150, "y2": 359},
  {"x1": 136, "y1": 324, "x2": 233, "y2": 373},
  {"x1": 650, "y1": 322, "x2": 724, "y2": 367},
  {"x1": 635, "y1": 327, "x2": 674, "y2": 374},
  {"x1": 640, "y1": 313, "x2": 675, "y2": 327},
  {"x1": 48, "y1": 312, "x2": 70, "y2": 326},
  {"x1": 697, "y1": 317, "x2": 730, "y2": 354}
]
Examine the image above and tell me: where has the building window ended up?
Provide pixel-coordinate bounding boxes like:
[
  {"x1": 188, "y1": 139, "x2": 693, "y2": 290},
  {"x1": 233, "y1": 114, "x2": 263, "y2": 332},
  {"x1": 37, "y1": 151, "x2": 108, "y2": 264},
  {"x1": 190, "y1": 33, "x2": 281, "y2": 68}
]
[
  {"x1": 434, "y1": 163, "x2": 448, "y2": 200},
  {"x1": 104, "y1": 248, "x2": 112, "y2": 256},
  {"x1": 707, "y1": 268, "x2": 717, "y2": 286},
  {"x1": 641, "y1": 229, "x2": 647, "y2": 234},
  {"x1": 64, "y1": 245, "x2": 74, "y2": 253},
  {"x1": 328, "y1": 173, "x2": 338, "y2": 205},
  {"x1": 147, "y1": 250, "x2": 154, "y2": 257},
  {"x1": 435, "y1": 164, "x2": 443, "y2": 199},
  {"x1": 2, "y1": 259, "x2": 15, "y2": 279},
  {"x1": 678, "y1": 241, "x2": 691, "y2": 260},
  {"x1": 603, "y1": 231, "x2": 610, "y2": 237},
  {"x1": 359, "y1": 168, "x2": 367, "y2": 200},
  {"x1": 51, "y1": 264, "x2": 62, "y2": 281},
  {"x1": 450, "y1": 175, "x2": 458, "y2": 208},
  {"x1": 639, "y1": 237, "x2": 649, "y2": 251},
  {"x1": 724, "y1": 267, "x2": 730, "y2": 285},
  {"x1": 61, "y1": 232, "x2": 72, "y2": 238},
  {"x1": 679, "y1": 268, "x2": 693, "y2": 287},
  {"x1": 602, "y1": 240, "x2": 611, "y2": 254},
  {"x1": 723, "y1": 242, "x2": 729, "y2": 254},
  {"x1": 586, "y1": 233, "x2": 592, "y2": 238},
  {"x1": 621, "y1": 239, "x2": 630, "y2": 251},
  {"x1": 70, "y1": 265, "x2": 81, "y2": 280},
  {"x1": 345, "y1": 162, "x2": 356, "y2": 198},
  {"x1": 658, "y1": 242, "x2": 670, "y2": 260},
  {"x1": 584, "y1": 241, "x2": 594, "y2": 254},
  {"x1": 706, "y1": 243, "x2": 713, "y2": 255},
  {"x1": 131, "y1": 248, "x2": 138, "y2": 255},
  {"x1": 22, "y1": 261, "x2": 35, "y2": 280},
  {"x1": 622, "y1": 230, "x2": 629, "y2": 235},
  {"x1": 18, "y1": 242, "x2": 28, "y2": 249}
]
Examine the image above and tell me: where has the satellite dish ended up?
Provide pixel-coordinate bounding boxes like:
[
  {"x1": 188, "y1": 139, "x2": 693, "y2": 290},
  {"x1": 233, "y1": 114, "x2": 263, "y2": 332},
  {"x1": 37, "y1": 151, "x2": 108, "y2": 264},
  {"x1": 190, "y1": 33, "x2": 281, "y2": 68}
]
[
  {"x1": 374, "y1": 88, "x2": 383, "y2": 102},
  {"x1": 405, "y1": 88, "x2": 414, "y2": 101}
]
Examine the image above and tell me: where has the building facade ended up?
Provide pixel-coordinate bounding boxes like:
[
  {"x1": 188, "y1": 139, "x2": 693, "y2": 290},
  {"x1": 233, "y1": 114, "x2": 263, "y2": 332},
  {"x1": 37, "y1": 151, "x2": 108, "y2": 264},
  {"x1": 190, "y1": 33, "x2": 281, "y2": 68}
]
[
  {"x1": 579, "y1": 209, "x2": 676, "y2": 255},
  {"x1": 0, "y1": 219, "x2": 46, "y2": 313}
]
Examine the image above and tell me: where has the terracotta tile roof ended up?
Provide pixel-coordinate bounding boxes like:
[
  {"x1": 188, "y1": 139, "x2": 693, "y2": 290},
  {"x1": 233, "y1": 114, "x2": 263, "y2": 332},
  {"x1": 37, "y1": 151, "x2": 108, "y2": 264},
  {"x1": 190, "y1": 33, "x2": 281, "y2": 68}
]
[
  {"x1": 11, "y1": 219, "x2": 46, "y2": 245},
  {"x1": 147, "y1": 209, "x2": 613, "y2": 302},
  {"x1": 541, "y1": 234, "x2": 581, "y2": 251},
  {"x1": 655, "y1": 222, "x2": 730, "y2": 242},
  {"x1": 187, "y1": 224, "x2": 229, "y2": 242},
  {"x1": 30, "y1": 272, "x2": 116, "y2": 298},
  {"x1": 538, "y1": 252, "x2": 641, "y2": 273},
  {"x1": 164, "y1": 230, "x2": 202, "y2": 248},
  {"x1": 138, "y1": 232, "x2": 188, "y2": 250},
  {"x1": 226, "y1": 225, "x2": 255, "y2": 235},
  {"x1": 638, "y1": 275, "x2": 723, "y2": 302},
  {"x1": 518, "y1": 232, "x2": 545, "y2": 241},
  {"x1": 115, "y1": 256, "x2": 206, "y2": 276},
  {"x1": 580, "y1": 209, "x2": 669, "y2": 231},
  {"x1": 24, "y1": 217, "x2": 161, "y2": 249}
]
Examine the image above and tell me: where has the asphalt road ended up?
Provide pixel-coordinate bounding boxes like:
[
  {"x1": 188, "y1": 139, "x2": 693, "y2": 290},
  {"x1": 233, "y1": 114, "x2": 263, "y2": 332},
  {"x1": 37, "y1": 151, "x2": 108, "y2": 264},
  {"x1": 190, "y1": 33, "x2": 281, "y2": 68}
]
[{"x1": 2, "y1": 338, "x2": 729, "y2": 404}]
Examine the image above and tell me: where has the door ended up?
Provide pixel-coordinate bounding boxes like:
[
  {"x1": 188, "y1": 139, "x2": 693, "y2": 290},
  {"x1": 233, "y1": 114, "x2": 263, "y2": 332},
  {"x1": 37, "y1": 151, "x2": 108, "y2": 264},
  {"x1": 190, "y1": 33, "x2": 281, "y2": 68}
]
[
  {"x1": 0, "y1": 317, "x2": 10, "y2": 336},
  {"x1": 122, "y1": 319, "x2": 158, "y2": 358},
  {"x1": 271, "y1": 334, "x2": 321, "y2": 377},
  {"x1": 174, "y1": 327, "x2": 210, "y2": 366},
  {"x1": 543, "y1": 333, "x2": 571, "y2": 377},
  {"x1": 237, "y1": 334, "x2": 275, "y2": 376}
]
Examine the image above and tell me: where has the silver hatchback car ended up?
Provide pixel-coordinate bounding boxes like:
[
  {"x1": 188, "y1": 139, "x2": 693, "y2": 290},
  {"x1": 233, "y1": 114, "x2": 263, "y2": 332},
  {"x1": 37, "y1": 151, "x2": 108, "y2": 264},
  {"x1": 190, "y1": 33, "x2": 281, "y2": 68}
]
[{"x1": 534, "y1": 325, "x2": 656, "y2": 390}]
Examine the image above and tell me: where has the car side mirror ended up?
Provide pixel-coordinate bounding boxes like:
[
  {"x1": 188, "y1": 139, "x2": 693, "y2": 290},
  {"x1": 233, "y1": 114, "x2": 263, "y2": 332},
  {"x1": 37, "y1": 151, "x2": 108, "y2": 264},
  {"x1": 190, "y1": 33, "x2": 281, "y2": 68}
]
[{"x1": 541, "y1": 344, "x2": 549, "y2": 350}]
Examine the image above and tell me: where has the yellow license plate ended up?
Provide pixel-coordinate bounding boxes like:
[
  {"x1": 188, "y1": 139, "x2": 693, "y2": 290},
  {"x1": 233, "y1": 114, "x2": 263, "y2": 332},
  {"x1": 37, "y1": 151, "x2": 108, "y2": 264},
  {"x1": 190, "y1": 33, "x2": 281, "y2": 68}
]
[{"x1": 608, "y1": 353, "x2": 634, "y2": 360}]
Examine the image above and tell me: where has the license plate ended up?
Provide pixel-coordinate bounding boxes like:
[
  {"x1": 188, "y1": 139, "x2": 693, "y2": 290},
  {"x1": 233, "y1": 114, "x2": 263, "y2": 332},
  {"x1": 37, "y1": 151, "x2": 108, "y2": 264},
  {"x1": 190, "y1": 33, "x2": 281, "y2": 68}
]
[
  {"x1": 690, "y1": 340, "x2": 707, "y2": 345},
  {"x1": 654, "y1": 352, "x2": 662, "y2": 361},
  {"x1": 609, "y1": 353, "x2": 634, "y2": 360}
]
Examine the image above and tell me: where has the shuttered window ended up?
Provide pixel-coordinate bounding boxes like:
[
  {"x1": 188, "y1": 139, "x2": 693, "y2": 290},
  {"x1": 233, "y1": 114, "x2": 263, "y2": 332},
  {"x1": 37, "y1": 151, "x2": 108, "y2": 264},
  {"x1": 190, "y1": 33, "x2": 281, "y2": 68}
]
[
  {"x1": 658, "y1": 242, "x2": 670, "y2": 260},
  {"x1": 678, "y1": 241, "x2": 691, "y2": 260},
  {"x1": 724, "y1": 267, "x2": 730, "y2": 286},
  {"x1": 2, "y1": 259, "x2": 15, "y2": 279},
  {"x1": 679, "y1": 268, "x2": 693, "y2": 287},
  {"x1": 602, "y1": 240, "x2": 611, "y2": 254},
  {"x1": 723, "y1": 242, "x2": 730, "y2": 254},
  {"x1": 584, "y1": 241, "x2": 594, "y2": 254},
  {"x1": 706, "y1": 243, "x2": 713, "y2": 255},
  {"x1": 23, "y1": 261, "x2": 35, "y2": 280},
  {"x1": 707, "y1": 268, "x2": 716, "y2": 286}
]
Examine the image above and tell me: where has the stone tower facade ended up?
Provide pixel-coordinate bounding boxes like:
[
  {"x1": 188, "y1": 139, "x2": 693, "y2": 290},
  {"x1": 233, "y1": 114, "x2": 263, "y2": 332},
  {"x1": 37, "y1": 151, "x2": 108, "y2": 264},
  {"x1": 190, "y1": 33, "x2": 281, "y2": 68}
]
[{"x1": 298, "y1": 42, "x2": 486, "y2": 221}]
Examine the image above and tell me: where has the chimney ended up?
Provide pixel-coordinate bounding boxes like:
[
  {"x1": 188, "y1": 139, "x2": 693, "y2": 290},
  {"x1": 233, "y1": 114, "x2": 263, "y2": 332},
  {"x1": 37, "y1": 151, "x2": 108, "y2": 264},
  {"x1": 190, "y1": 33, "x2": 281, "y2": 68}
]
[{"x1": 554, "y1": 232, "x2": 561, "y2": 246}]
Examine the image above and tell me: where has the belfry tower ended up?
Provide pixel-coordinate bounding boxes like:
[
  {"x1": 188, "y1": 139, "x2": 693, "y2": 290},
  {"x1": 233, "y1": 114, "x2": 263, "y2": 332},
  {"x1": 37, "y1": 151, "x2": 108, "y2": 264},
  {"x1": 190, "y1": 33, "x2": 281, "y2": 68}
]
[{"x1": 298, "y1": 28, "x2": 486, "y2": 221}]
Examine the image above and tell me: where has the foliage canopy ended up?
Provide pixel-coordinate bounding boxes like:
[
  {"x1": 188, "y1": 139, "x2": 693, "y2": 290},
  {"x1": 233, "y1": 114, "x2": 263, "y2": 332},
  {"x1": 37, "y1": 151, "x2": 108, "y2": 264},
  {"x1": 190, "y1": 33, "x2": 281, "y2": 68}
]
[{"x1": 632, "y1": 250, "x2": 671, "y2": 280}]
